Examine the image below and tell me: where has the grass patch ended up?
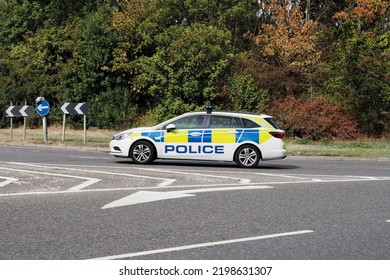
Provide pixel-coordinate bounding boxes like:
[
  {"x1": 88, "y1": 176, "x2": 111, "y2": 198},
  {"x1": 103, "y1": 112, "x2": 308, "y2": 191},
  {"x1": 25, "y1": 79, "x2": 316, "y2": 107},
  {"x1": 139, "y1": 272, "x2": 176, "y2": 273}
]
[
  {"x1": 286, "y1": 138, "x2": 390, "y2": 158},
  {"x1": 0, "y1": 125, "x2": 115, "y2": 148}
]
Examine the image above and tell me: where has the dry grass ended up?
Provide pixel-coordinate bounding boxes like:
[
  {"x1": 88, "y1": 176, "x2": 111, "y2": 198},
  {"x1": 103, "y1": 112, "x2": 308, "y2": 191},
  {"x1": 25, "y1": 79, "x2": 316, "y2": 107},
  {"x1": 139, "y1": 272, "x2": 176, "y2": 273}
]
[
  {"x1": 0, "y1": 125, "x2": 115, "y2": 147},
  {"x1": 286, "y1": 138, "x2": 390, "y2": 158}
]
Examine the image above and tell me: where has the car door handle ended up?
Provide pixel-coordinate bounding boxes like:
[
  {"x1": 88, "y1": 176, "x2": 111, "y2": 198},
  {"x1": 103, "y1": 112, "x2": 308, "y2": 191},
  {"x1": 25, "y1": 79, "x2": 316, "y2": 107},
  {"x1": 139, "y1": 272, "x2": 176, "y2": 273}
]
[{"x1": 189, "y1": 132, "x2": 202, "y2": 137}]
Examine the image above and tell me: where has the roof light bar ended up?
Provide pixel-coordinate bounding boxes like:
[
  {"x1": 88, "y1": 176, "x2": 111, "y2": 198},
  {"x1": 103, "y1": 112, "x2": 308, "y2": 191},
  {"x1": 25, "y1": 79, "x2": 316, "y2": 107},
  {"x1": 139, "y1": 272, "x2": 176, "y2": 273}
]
[{"x1": 204, "y1": 105, "x2": 216, "y2": 114}]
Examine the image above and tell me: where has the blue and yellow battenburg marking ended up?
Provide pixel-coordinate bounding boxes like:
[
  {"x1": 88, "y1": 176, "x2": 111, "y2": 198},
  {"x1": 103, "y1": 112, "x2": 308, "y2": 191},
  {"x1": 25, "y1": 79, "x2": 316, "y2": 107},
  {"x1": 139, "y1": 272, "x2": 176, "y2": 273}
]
[{"x1": 139, "y1": 129, "x2": 273, "y2": 144}]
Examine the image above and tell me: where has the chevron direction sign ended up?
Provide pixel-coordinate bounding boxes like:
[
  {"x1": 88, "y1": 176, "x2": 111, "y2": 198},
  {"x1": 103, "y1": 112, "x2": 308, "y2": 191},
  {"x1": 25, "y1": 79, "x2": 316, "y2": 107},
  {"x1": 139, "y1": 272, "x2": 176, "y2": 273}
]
[
  {"x1": 5, "y1": 105, "x2": 34, "y2": 117},
  {"x1": 61, "y1": 103, "x2": 88, "y2": 115}
]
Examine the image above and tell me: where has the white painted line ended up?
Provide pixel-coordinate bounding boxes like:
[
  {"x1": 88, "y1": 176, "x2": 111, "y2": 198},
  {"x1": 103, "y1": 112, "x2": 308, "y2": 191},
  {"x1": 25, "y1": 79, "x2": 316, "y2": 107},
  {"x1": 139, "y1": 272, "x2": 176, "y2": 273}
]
[
  {"x1": 137, "y1": 167, "x2": 251, "y2": 184},
  {"x1": 67, "y1": 178, "x2": 101, "y2": 191},
  {"x1": 2, "y1": 175, "x2": 390, "y2": 198},
  {"x1": 73, "y1": 156, "x2": 110, "y2": 160},
  {"x1": 0, "y1": 167, "x2": 101, "y2": 191},
  {"x1": 8, "y1": 162, "x2": 176, "y2": 188},
  {"x1": 0, "y1": 184, "x2": 272, "y2": 198},
  {"x1": 102, "y1": 191, "x2": 195, "y2": 209},
  {"x1": 0, "y1": 177, "x2": 18, "y2": 188},
  {"x1": 0, "y1": 190, "x2": 78, "y2": 197},
  {"x1": 386, "y1": 220, "x2": 390, "y2": 223},
  {"x1": 102, "y1": 185, "x2": 273, "y2": 209},
  {"x1": 255, "y1": 172, "x2": 308, "y2": 180},
  {"x1": 90, "y1": 230, "x2": 313, "y2": 260},
  {"x1": 356, "y1": 176, "x2": 380, "y2": 180}
]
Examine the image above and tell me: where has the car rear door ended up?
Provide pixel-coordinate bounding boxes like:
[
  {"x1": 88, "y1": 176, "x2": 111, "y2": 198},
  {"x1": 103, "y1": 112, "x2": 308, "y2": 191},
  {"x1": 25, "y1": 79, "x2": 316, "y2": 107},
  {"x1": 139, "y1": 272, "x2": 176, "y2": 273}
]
[{"x1": 202, "y1": 115, "x2": 242, "y2": 161}]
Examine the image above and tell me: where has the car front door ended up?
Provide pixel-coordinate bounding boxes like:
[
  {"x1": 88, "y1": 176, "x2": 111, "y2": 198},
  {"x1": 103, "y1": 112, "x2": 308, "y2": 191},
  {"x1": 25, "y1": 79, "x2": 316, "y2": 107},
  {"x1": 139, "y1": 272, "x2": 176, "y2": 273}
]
[{"x1": 161, "y1": 115, "x2": 206, "y2": 160}]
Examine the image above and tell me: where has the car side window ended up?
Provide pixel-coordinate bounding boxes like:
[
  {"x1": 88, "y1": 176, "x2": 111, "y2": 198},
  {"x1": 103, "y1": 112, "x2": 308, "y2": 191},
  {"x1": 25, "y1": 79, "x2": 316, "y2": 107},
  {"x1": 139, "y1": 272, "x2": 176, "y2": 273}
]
[
  {"x1": 209, "y1": 116, "x2": 242, "y2": 128},
  {"x1": 242, "y1": 118, "x2": 260, "y2": 128},
  {"x1": 170, "y1": 115, "x2": 205, "y2": 129}
]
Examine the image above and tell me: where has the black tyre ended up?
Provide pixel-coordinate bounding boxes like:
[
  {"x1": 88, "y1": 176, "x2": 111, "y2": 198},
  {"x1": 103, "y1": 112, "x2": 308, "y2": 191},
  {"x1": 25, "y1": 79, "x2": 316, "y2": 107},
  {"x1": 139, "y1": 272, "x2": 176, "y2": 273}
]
[
  {"x1": 130, "y1": 141, "x2": 155, "y2": 164},
  {"x1": 234, "y1": 144, "x2": 261, "y2": 168}
]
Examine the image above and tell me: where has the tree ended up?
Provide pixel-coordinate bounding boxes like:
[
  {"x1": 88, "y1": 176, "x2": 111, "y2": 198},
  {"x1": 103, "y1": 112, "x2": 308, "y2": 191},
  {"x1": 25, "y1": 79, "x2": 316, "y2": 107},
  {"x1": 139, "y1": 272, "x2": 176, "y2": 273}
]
[
  {"x1": 134, "y1": 23, "x2": 233, "y2": 121},
  {"x1": 111, "y1": 0, "x2": 260, "y2": 122},
  {"x1": 251, "y1": 0, "x2": 320, "y2": 97},
  {"x1": 344, "y1": 33, "x2": 390, "y2": 135},
  {"x1": 333, "y1": 0, "x2": 389, "y2": 31}
]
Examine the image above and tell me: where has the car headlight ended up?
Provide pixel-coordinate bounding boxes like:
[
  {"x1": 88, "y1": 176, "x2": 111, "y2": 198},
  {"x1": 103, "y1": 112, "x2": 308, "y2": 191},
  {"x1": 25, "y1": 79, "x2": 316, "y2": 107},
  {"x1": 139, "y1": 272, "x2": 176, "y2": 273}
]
[{"x1": 112, "y1": 132, "x2": 132, "y2": 141}]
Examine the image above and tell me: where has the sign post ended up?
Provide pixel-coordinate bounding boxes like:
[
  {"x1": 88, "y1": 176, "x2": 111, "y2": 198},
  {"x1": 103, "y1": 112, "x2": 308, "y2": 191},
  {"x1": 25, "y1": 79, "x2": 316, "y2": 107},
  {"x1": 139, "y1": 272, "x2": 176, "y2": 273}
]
[
  {"x1": 9, "y1": 102, "x2": 13, "y2": 142},
  {"x1": 35, "y1": 97, "x2": 50, "y2": 143},
  {"x1": 60, "y1": 103, "x2": 89, "y2": 144},
  {"x1": 5, "y1": 102, "x2": 34, "y2": 142}
]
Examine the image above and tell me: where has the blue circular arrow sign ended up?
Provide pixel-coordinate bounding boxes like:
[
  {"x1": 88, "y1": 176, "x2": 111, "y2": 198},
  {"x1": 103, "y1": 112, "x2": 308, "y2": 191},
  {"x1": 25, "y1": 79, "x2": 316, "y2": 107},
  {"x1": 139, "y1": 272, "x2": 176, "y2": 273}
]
[{"x1": 36, "y1": 99, "x2": 50, "y2": 116}]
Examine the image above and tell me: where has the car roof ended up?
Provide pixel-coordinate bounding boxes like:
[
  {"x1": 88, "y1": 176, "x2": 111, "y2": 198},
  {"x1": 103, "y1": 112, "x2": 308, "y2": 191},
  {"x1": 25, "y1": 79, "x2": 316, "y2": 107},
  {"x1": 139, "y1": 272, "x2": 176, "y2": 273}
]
[{"x1": 181, "y1": 111, "x2": 273, "y2": 118}]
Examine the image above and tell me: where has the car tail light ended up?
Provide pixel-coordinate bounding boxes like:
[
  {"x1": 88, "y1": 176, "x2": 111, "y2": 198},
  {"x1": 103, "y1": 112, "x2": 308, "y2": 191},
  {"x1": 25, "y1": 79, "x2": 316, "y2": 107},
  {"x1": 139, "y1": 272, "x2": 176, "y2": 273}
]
[{"x1": 269, "y1": 131, "x2": 285, "y2": 139}]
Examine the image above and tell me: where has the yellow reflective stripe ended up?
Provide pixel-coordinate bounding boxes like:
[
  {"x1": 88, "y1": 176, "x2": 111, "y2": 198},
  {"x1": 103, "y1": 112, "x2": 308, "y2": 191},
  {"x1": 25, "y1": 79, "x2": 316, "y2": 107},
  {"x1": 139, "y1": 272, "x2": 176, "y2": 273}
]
[
  {"x1": 129, "y1": 132, "x2": 141, "y2": 139},
  {"x1": 164, "y1": 130, "x2": 188, "y2": 143},
  {"x1": 211, "y1": 129, "x2": 236, "y2": 143},
  {"x1": 260, "y1": 129, "x2": 273, "y2": 143},
  {"x1": 246, "y1": 116, "x2": 274, "y2": 128}
]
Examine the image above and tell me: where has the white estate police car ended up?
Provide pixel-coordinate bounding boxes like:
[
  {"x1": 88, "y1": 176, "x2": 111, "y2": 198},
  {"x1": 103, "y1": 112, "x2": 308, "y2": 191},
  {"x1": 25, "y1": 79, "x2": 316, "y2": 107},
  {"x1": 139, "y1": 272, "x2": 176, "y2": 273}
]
[{"x1": 109, "y1": 107, "x2": 286, "y2": 168}]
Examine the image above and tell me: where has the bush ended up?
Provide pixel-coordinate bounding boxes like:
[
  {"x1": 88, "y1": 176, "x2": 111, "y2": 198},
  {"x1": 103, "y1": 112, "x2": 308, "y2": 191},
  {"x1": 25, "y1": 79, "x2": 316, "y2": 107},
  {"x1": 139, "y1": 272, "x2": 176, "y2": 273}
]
[
  {"x1": 227, "y1": 73, "x2": 269, "y2": 112},
  {"x1": 268, "y1": 96, "x2": 359, "y2": 140}
]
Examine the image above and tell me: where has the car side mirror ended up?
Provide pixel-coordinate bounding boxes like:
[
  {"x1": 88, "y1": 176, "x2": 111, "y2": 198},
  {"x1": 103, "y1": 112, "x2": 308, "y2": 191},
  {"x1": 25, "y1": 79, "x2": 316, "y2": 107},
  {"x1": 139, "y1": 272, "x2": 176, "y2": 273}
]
[{"x1": 166, "y1": 123, "x2": 176, "y2": 132}]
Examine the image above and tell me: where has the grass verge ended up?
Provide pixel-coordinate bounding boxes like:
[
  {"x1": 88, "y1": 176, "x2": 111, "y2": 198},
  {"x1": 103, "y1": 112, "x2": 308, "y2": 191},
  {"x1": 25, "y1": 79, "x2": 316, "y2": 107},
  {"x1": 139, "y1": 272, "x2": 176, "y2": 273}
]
[
  {"x1": 286, "y1": 138, "x2": 390, "y2": 158},
  {"x1": 0, "y1": 126, "x2": 114, "y2": 148}
]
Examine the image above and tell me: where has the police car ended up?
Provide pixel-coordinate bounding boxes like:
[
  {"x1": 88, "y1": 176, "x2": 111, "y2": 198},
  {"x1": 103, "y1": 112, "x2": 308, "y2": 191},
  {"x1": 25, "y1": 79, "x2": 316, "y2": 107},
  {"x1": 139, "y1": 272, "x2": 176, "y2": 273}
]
[{"x1": 109, "y1": 107, "x2": 286, "y2": 168}]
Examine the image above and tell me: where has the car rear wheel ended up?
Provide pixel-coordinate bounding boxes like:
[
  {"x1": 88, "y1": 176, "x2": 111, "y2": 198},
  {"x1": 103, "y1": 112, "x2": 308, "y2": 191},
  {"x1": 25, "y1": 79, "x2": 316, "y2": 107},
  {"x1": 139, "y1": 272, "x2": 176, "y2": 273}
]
[
  {"x1": 130, "y1": 141, "x2": 155, "y2": 164},
  {"x1": 234, "y1": 145, "x2": 261, "y2": 168}
]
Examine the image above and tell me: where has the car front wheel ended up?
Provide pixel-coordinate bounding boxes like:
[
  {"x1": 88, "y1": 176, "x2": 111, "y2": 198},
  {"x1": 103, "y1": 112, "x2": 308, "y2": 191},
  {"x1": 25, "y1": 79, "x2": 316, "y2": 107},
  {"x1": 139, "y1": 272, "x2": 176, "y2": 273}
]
[
  {"x1": 130, "y1": 141, "x2": 155, "y2": 164},
  {"x1": 234, "y1": 145, "x2": 261, "y2": 168}
]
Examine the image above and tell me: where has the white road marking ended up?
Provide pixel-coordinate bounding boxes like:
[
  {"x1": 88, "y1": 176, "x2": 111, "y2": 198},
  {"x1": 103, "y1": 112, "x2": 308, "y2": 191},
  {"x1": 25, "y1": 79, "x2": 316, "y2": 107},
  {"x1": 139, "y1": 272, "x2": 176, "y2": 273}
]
[
  {"x1": 255, "y1": 172, "x2": 308, "y2": 180},
  {"x1": 102, "y1": 185, "x2": 273, "y2": 209},
  {"x1": 2, "y1": 162, "x2": 390, "y2": 197},
  {"x1": 90, "y1": 230, "x2": 313, "y2": 260},
  {"x1": 72, "y1": 156, "x2": 110, "y2": 160},
  {"x1": 66, "y1": 178, "x2": 102, "y2": 191},
  {"x1": 137, "y1": 167, "x2": 252, "y2": 184},
  {"x1": 386, "y1": 220, "x2": 390, "y2": 223},
  {"x1": 0, "y1": 176, "x2": 18, "y2": 188},
  {"x1": 7, "y1": 162, "x2": 176, "y2": 188},
  {"x1": 0, "y1": 167, "x2": 100, "y2": 191},
  {"x1": 1, "y1": 172, "x2": 390, "y2": 198},
  {"x1": 102, "y1": 191, "x2": 195, "y2": 208},
  {"x1": 356, "y1": 176, "x2": 380, "y2": 180}
]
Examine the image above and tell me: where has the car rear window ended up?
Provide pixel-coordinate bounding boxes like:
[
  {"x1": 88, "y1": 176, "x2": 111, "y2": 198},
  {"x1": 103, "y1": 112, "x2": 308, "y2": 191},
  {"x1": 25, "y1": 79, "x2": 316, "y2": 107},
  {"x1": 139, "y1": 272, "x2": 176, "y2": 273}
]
[{"x1": 264, "y1": 117, "x2": 280, "y2": 129}]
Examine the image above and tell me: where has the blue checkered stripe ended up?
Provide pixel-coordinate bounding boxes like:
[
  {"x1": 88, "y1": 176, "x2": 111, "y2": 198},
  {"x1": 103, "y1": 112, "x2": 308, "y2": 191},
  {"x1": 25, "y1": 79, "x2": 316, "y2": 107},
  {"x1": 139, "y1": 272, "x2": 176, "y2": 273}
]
[{"x1": 142, "y1": 129, "x2": 260, "y2": 143}]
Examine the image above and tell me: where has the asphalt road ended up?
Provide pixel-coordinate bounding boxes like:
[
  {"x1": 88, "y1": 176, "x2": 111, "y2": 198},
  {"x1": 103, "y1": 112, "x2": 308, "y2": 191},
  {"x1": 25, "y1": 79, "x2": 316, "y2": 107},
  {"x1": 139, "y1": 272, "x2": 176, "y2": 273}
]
[{"x1": 0, "y1": 145, "x2": 389, "y2": 260}]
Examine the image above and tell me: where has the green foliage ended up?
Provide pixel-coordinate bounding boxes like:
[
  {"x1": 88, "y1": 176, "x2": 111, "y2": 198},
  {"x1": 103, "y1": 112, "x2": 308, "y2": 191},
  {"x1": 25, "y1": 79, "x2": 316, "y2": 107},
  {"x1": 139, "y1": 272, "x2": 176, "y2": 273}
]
[
  {"x1": 135, "y1": 23, "x2": 232, "y2": 110},
  {"x1": 0, "y1": 0, "x2": 389, "y2": 138},
  {"x1": 314, "y1": 30, "x2": 390, "y2": 136},
  {"x1": 0, "y1": 0, "x2": 45, "y2": 47},
  {"x1": 58, "y1": 4, "x2": 135, "y2": 128},
  {"x1": 344, "y1": 33, "x2": 390, "y2": 136},
  {"x1": 226, "y1": 73, "x2": 269, "y2": 112}
]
